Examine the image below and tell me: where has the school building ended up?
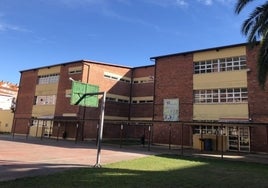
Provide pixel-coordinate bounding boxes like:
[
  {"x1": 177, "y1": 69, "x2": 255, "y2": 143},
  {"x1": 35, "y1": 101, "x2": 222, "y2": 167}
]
[
  {"x1": 13, "y1": 42, "x2": 268, "y2": 153},
  {"x1": 0, "y1": 81, "x2": 18, "y2": 133}
]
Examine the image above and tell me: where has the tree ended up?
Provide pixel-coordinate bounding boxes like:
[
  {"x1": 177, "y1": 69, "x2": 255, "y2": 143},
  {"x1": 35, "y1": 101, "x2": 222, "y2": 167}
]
[
  {"x1": 10, "y1": 97, "x2": 16, "y2": 113},
  {"x1": 235, "y1": 0, "x2": 268, "y2": 89}
]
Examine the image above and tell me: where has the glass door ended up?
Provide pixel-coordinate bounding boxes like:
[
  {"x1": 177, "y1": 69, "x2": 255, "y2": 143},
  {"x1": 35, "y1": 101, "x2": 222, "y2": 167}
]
[
  {"x1": 228, "y1": 127, "x2": 239, "y2": 151},
  {"x1": 228, "y1": 126, "x2": 250, "y2": 152},
  {"x1": 239, "y1": 127, "x2": 250, "y2": 152}
]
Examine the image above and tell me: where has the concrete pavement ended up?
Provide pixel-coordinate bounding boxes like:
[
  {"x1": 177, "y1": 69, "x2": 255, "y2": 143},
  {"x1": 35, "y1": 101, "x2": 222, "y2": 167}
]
[
  {"x1": 0, "y1": 135, "x2": 155, "y2": 181},
  {"x1": 1, "y1": 134, "x2": 268, "y2": 182}
]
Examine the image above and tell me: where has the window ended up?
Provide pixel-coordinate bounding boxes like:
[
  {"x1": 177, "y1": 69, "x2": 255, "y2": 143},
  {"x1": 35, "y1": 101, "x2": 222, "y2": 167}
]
[
  {"x1": 194, "y1": 88, "x2": 248, "y2": 104},
  {"x1": 119, "y1": 78, "x2": 131, "y2": 83},
  {"x1": 131, "y1": 99, "x2": 153, "y2": 104},
  {"x1": 118, "y1": 99, "x2": 129, "y2": 103},
  {"x1": 69, "y1": 70, "x2": 82, "y2": 74},
  {"x1": 105, "y1": 96, "x2": 129, "y2": 103},
  {"x1": 68, "y1": 66, "x2": 82, "y2": 75},
  {"x1": 35, "y1": 95, "x2": 56, "y2": 105},
  {"x1": 106, "y1": 97, "x2": 116, "y2": 102},
  {"x1": 194, "y1": 56, "x2": 247, "y2": 74},
  {"x1": 38, "y1": 74, "x2": 59, "y2": 84},
  {"x1": 133, "y1": 77, "x2": 154, "y2": 84},
  {"x1": 104, "y1": 72, "x2": 131, "y2": 83},
  {"x1": 193, "y1": 125, "x2": 226, "y2": 135}
]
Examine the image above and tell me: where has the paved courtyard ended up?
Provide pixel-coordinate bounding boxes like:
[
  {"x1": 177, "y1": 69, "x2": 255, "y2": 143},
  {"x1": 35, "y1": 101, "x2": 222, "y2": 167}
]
[
  {"x1": 0, "y1": 135, "x2": 154, "y2": 181},
  {"x1": 1, "y1": 134, "x2": 268, "y2": 182}
]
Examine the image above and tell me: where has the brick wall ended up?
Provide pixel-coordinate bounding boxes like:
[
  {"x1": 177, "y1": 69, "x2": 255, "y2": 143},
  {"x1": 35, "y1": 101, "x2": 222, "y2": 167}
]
[
  {"x1": 154, "y1": 54, "x2": 193, "y2": 121},
  {"x1": 55, "y1": 63, "x2": 82, "y2": 117},
  {"x1": 152, "y1": 54, "x2": 193, "y2": 145},
  {"x1": 246, "y1": 45, "x2": 268, "y2": 152},
  {"x1": 130, "y1": 66, "x2": 155, "y2": 119},
  {"x1": 14, "y1": 70, "x2": 38, "y2": 134}
]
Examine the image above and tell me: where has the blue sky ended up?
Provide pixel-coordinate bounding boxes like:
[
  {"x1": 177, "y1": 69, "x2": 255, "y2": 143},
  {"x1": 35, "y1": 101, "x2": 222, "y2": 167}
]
[{"x1": 0, "y1": 0, "x2": 260, "y2": 84}]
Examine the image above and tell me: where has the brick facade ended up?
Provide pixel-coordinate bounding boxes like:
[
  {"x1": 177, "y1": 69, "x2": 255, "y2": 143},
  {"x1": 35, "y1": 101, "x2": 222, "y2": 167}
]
[
  {"x1": 13, "y1": 43, "x2": 268, "y2": 153},
  {"x1": 246, "y1": 45, "x2": 268, "y2": 152},
  {"x1": 14, "y1": 70, "x2": 38, "y2": 134},
  {"x1": 152, "y1": 54, "x2": 193, "y2": 145}
]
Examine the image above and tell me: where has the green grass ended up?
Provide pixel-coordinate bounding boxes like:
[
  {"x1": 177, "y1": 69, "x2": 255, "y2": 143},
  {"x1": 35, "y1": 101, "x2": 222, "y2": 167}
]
[{"x1": 1, "y1": 155, "x2": 268, "y2": 188}]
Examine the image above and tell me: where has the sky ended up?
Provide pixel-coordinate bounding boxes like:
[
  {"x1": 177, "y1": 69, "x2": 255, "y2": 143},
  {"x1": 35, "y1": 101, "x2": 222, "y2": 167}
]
[{"x1": 0, "y1": 0, "x2": 261, "y2": 84}]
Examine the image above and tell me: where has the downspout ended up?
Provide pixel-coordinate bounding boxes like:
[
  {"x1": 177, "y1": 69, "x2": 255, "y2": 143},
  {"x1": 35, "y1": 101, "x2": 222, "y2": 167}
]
[
  {"x1": 128, "y1": 68, "x2": 134, "y2": 121},
  {"x1": 81, "y1": 62, "x2": 91, "y2": 141},
  {"x1": 151, "y1": 58, "x2": 157, "y2": 122},
  {"x1": 151, "y1": 58, "x2": 157, "y2": 144}
]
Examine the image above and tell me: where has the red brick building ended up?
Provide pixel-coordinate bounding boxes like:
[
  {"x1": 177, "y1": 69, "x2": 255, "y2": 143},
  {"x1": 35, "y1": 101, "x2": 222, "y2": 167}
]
[
  {"x1": 13, "y1": 60, "x2": 154, "y2": 140},
  {"x1": 13, "y1": 43, "x2": 268, "y2": 153},
  {"x1": 151, "y1": 43, "x2": 268, "y2": 153}
]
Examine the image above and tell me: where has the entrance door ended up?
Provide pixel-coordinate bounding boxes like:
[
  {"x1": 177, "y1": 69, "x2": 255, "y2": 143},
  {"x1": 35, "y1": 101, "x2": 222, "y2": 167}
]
[
  {"x1": 239, "y1": 127, "x2": 250, "y2": 152},
  {"x1": 228, "y1": 126, "x2": 250, "y2": 152}
]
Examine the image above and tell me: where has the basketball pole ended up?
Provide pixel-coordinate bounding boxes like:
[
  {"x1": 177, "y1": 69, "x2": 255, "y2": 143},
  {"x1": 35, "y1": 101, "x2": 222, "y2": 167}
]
[
  {"x1": 94, "y1": 91, "x2": 106, "y2": 168},
  {"x1": 73, "y1": 90, "x2": 106, "y2": 168}
]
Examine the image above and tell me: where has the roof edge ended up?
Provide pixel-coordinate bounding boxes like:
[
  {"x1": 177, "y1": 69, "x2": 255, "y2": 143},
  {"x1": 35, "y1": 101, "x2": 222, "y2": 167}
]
[
  {"x1": 20, "y1": 59, "x2": 132, "y2": 73},
  {"x1": 150, "y1": 42, "x2": 253, "y2": 60}
]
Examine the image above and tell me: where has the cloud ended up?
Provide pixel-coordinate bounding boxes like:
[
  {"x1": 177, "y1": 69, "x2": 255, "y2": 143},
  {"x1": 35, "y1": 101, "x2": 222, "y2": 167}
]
[
  {"x1": 0, "y1": 12, "x2": 30, "y2": 33},
  {"x1": 57, "y1": 0, "x2": 130, "y2": 7},
  {"x1": 197, "y1": 0, "x2": 234, "y2": 6},
  {"x1": 176, "y1": 0, "x2": 188, "y2": 7},
  {"x1": 0, "y1": 22, "x2": 29, "y2": 33},
  {"x1": 197, "y1": 0, "x2": 212, "y2": 5}
]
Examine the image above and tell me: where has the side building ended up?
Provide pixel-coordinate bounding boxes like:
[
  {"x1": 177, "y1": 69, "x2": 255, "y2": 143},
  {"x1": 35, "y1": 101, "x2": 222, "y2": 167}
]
[
  {"x1": 0, "y1": 81, "x2": 18, "y2": 133},
  {"x1": 151, "y1": 43, "x2": 268, "y2": 153},
  {"x1": 13, "y1": 60, "x2": 154, "y2": 140}
]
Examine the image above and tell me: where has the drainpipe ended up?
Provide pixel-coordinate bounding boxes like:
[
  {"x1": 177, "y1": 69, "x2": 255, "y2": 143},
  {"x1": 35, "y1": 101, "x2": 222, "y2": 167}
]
[
  {"x1": 128, "y1": 68, "x2": 134, "y2": 121},
  {"x1": 81, "y1": 62, "x2": 90, "y2": 141}
]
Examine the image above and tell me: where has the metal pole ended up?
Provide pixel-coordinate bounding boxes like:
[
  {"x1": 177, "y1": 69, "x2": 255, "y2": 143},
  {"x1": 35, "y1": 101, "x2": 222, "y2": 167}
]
[
  {"x1": 96, "y1": 123, "x2": 99, "y2": 146},
  {"x1": 40, "y1": 120, "x2": 45, "y2": 140},
  {"x1": 120, "y1": 124, "x2": 123, "y2": 148},
  {"x1": 94, "y1": 92, "x2": 106, "y2": 168},
  {"x1": 75, "y1": 123, "x2": 79, "y2": 143},
  {"x1": 26, "y1": 121, "x2": 30, "y2": 140},
  {"x1": 169, "y1": 124, "x2": 171, "y2": 150},
  {"x1": 12, "y1": 118, "x2": 17, "y2": 139},
  {"x1": 221, "y1": 124, "x2": 224, "y2": 159},
  {"x1": 36, "y1": 120, "x2": 39, "y2": 137},
  {"x1": 57, "y1": 122, "x2": 60, "y2": 141},
  {"x1": 148, "y1": 125, "x2": 151, "y2": 151},
  {"x1": 82, "y1": 107, "x2": 86, "y2": 141},
  {"x1": 181, "y1": 123, "x2": 184, "y2": 156},
  {"x1": 143, "y1": 126, "x2": 145, "y2": 148},
  {"x1": 49, "y1": 120, "x2": 52, "y2": 138}
]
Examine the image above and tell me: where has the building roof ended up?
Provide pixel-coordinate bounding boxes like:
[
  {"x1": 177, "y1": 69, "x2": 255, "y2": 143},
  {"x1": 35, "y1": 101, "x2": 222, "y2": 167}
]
[
  {"x1": 20, "y1": 59, "x2": 132, "y2": 73},
  {"x1": 150, "y1": 42, "x2": 250, "y2": 60}
]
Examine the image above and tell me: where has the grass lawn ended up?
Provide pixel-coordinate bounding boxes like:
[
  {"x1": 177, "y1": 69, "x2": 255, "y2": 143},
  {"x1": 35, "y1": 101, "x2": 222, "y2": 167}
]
[{"x1": 1, "y1": 154, "x2": 268, "y2": 188}]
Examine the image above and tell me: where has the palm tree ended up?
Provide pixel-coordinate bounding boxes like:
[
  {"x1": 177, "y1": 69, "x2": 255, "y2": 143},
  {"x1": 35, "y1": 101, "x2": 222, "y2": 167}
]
[{"x1": 235, "y1": 0, "x2": 268, "y2": 88}]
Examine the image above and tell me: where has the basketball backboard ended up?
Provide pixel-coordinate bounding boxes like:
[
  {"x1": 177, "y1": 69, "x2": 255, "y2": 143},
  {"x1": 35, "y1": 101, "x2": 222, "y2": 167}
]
[{"x1": 70, "y1": 81, "x2": 99, "y2": 107}]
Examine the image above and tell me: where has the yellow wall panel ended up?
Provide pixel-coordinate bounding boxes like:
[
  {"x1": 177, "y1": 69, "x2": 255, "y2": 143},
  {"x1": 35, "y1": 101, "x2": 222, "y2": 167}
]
[
  {"x1": 0, "y1": 110, "x2": 14, "y2": 132},
  {"x1": 32, "y1": 105, "x2": 55, "y2": 117},
  {"x1": 193, "y1": 103, "x2": 248, "y2": 120},
  {"x1": 193, "y1": 46, "x2": 246, "y2": 61},
  {"x1": 35, "y1": 84, "x2": 58, "y2": 95},
  {"x1": 38, "y1": 66, "x2": 60, "y2": 75},
  {"x1": 193, "y1": 70, "x2": 248, "y2": 90}
]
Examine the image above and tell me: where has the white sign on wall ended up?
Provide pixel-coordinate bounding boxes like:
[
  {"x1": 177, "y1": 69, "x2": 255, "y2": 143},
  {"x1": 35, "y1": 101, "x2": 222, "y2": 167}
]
[{"x1": 163, "y1": 98, "x2": 179, "y2": 121}]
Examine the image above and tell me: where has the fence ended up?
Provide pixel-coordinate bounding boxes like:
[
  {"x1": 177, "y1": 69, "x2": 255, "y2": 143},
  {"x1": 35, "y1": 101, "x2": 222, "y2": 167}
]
[{"x1": 11, "y1": 117, "x2": 268, "y2": 154}]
